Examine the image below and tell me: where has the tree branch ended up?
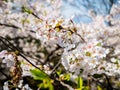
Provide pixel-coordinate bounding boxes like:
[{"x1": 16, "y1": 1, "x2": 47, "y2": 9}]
[{"x1": 0, "y1": 23, "x2": 20, "y2": 29}]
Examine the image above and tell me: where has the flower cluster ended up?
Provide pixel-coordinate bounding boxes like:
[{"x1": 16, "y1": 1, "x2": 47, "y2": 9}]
[
  {"x1": 35, "y1": 15, "x2": 120, "y2": 78},
  {"x1": 60, "y1": 16, "x2": 120, "y2": 77},
  {"x1": 35, "y1": 15, "x2": 120, "y2": 77},
  {"x1": 0, "y1": 50, "x2": 15, "y2": 67},
  {"x1": 0, "y1": 0, "x2": 120, "y2": 79}
]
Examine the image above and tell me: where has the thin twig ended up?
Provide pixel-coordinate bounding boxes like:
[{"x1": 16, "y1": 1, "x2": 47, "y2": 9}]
[
  {"x1": 0, "y1": 23, "x2": 20, "y2": 29},
  {"x1": 50, "y1": 59, "x2": 61, "y2": 76},
  {"x1": 57, "y1": 79, "x2": 74, "y2": 90},
  {"x1": 0, "y1": 36, "x2": 41, "y2": 70},
  {"x1": 5, "y1": 36, "x2": 44, "y2": 64},
  {"x1": 43, "y1": 45, "x2": 61, "y2": 64},
  {"x1": 70, "y1": 19, "x2": 86, "y2": 43},
  {"x1": 104, "y1": 74, "x2": 113, "y2": 90},
  {"x1": 0, "y1": 69, "x2": 10, "y2": 79},
  {"x1": 0, "y1": 36, "x2": 44, "y2": 64}
]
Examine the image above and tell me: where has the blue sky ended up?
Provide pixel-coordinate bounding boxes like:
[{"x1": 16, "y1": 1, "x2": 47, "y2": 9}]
[
  {"x1": 61, "y1": 0, "x2": 120, "y2": 23},
  {"x1": 11, "y1": 0, "x2": 120, "y2": 23}
]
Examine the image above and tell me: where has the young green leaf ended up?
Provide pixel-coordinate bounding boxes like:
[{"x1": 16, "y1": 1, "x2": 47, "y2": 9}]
[
  {"x1": 97, "y1": 86, "x2": 102, "y2": 90},
  {"x1": 22, "y1": 6, "x2": 33, "y2": 14},
  {"x1": 30, "y1": 69, "x2": 49, "y2": 80},
  {"x1": 77, "y1": 77, "x2": 83, "y2": 89}
]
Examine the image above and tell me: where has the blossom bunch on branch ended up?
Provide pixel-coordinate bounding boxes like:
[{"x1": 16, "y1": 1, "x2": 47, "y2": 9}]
[{"x1": 0, "y1": 0, "x2": 120, "y2": 89}]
